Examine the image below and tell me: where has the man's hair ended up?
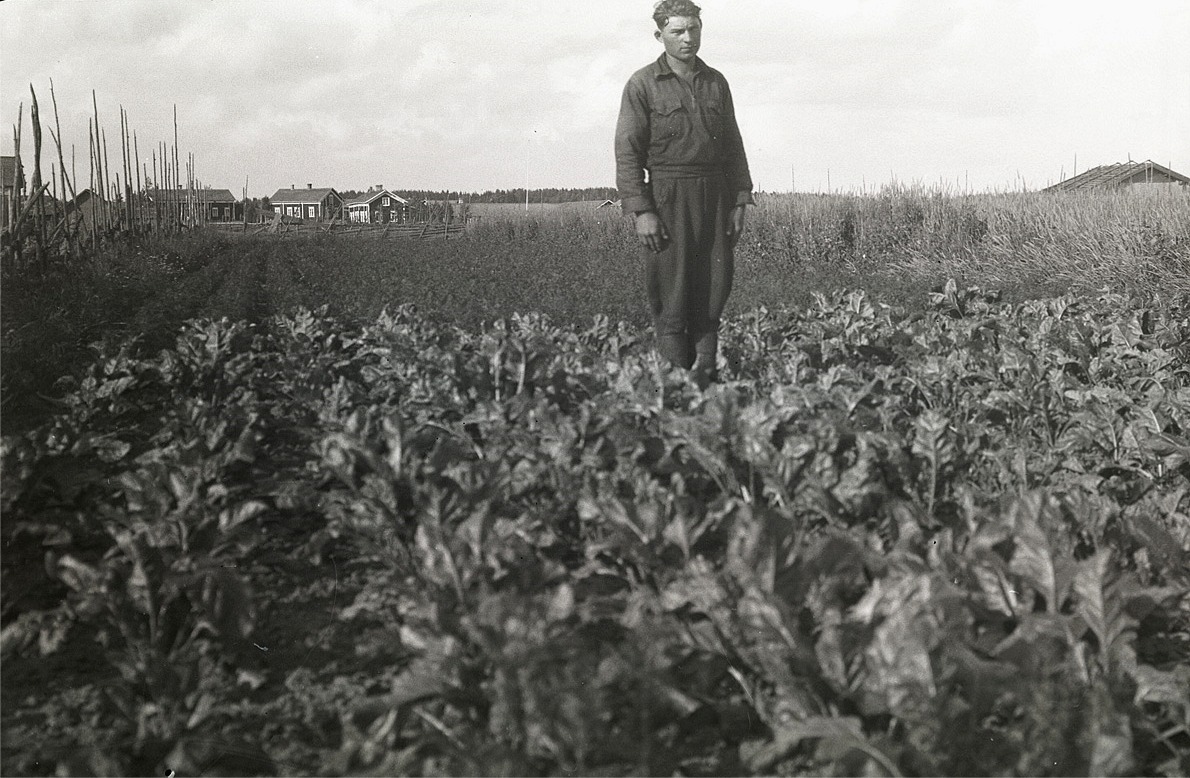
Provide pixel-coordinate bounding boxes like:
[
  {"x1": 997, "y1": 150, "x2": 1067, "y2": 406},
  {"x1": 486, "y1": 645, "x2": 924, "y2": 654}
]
[{"x1": 653, "y1": 0, "x2": 701, "y2": 29}]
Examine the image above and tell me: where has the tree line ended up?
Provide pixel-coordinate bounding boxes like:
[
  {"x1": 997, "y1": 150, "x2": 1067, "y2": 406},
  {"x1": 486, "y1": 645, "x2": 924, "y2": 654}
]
[
  {"x1": 464, "y1": 187, "x2": 618, "y2": 204},
  {"x1": 334, "y1": 187, "x2": 616, "y2": 205}
]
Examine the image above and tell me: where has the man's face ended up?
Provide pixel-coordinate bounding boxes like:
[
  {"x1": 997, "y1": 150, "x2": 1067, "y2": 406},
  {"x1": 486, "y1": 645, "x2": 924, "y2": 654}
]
[{"x1": 655, "y1": 15, "x2": 701, "y2": 63}]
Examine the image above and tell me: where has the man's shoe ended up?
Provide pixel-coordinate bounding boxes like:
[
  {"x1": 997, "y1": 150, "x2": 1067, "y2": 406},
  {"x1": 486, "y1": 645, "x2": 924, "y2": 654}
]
[{"x1": 692, "y1": 355, "x2": 717, "y2": 389}]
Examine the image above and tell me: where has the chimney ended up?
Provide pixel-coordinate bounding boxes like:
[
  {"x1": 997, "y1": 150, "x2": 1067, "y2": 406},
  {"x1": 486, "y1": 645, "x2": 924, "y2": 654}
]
[
  {"x1": 307, "y1": 183, "x2": 313, "y2": 189},
  {"x1": 291, "y1": 184, "x2": 295, "y2": 189}
]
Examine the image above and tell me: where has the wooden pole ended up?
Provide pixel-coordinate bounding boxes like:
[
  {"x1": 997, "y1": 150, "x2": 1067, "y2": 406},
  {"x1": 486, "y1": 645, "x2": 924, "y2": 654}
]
[
  {"x1": 169, "y1": 141, "x2": 176, "y2": 230},
  {"x1": 152, "y1": 145, "x2": 158, "y2": 232},
  {"x1": 47, "y1": 165, "x2": 70, "y2": 257},
  {"x1": 91, "y1": 91, "x2": 105, "y2": 233},
  {"x1": 47, "y1": 82, "x2": 79, "y2": 258},
  {"x1": 119, "y1": 107, "x2": 130, "y2": 229},
  {"x1": 101, "y1": 127, "x2": 112, "y2": 231},
  {"x1": 187, "y1": 151, "x2": 193, "y2": 226},
  {"x1": 29, "y1": 85, "x2": 47, "y2": 267},
  {"x1": 153, "y1": 146, "x2": 160, "y2": 232},
  {"x1": 134, "y1": 131, "x2": 142, "y2": 232},
  {"x1": 124, "y1": 108, "x2": 134, "y2": 228},
  {"x1": 159, "y1": 141, "x2": 167, "y2": 229},
  {"x1": 10, "y1": 104, "x2": 24, "y2": 233},
  {"x1": 173, "y1": 104, "x2": 180, "y2": 228},
  {"x1": 161, "y1": 144, "x2": 166, "y2": 226},
  {"x1": 48, "y1": 80, "x2": 79, "y2": 215},
  {"x1": 89, "y1": 119, "x2": 98, "y2": 245}
]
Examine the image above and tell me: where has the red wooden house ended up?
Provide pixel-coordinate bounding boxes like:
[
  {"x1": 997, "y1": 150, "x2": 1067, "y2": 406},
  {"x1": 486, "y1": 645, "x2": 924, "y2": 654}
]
[
  {"x1": 345, "y1": 188, "x2": 411, "y2": 224},
  {"x1": 269, "y1": 184, "x2": 344, "y2": 222}
]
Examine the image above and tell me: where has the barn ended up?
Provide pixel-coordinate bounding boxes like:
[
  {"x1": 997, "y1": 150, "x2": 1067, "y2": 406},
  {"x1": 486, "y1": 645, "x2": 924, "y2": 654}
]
[{"x1": 1044, "y1": 160, "x2": 1189, "y2": 193}]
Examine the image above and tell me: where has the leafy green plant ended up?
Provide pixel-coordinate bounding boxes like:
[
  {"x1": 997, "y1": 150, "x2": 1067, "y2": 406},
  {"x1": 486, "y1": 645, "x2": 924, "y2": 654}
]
[{"x1": 4, "y1": 285, "x2": 1188, "y2": 776}]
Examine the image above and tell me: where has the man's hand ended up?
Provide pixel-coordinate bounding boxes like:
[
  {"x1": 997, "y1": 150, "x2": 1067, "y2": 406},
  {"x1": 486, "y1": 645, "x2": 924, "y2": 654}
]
[
  {"x1": 635, "y1": 211, "x2": 669, "y2": 253},
  {"x1": 725, "y1": 204, "x2": 747, "y2": 247}
]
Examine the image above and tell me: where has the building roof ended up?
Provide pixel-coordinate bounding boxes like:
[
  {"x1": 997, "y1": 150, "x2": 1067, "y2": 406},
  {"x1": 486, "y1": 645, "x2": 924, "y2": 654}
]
[
  {"x1": 1044, "y1": 160, "x2": 1190, "y2": 192},
  {"x1": 1, "y1": 155, "x2": 15, "y2": 188},
  {"x1": 194, "y1": 188, "x2": 238, "y2": 203},
  {"x1": 149, "y1": 187, "x2": 238, "y2": 203},
  {"x1": 270, "y1": 187, "x2": 341, "y2": 203},
  {"x1": 65, "y1": 188, "x2": 102, "y2": 212},
  {"x1": 345, "y1": 189, "x2": 409, "y2": 207}
]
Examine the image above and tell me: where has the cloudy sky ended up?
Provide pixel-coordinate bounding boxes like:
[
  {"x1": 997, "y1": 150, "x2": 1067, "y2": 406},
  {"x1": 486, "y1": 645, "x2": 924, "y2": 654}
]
[{"x1": 2, "y1": 0, "x2": 1187, "y2": 198}]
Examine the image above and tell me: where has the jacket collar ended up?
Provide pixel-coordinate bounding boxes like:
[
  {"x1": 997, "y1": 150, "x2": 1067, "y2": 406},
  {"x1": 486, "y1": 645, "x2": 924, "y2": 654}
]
[{"x1": 652, "y1": 52, "x2": 707, "y2": 79}]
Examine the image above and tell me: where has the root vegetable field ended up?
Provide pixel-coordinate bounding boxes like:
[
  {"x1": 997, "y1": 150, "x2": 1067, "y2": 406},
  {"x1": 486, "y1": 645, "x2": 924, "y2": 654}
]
[{"x1": 2, "y1": 190, "x2": 1190, "y2": 776}]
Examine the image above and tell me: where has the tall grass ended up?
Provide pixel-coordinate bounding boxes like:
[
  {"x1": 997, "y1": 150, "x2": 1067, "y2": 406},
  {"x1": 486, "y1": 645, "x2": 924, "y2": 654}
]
[
  {"x1": 469, "y1": 185, "x2": 1190, "y2": 304},
  {"x1": 863, "y1": 187, "x2": 1190, "y2": 299}
]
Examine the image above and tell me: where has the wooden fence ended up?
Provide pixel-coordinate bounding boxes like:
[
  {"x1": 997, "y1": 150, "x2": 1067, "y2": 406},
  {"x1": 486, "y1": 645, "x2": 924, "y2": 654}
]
[{"x1": 207, "y1": 220, "x2": 467, "y2": 240}]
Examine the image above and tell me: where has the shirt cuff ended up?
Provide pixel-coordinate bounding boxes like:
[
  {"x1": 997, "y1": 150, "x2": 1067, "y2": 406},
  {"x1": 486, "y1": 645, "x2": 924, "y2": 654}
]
[
  {"x1": 620, "y1": 194, "x2": 655, "y2": 215},
  {"x1": 734, "y1": 191, "x2": 755, "y2": 207}
]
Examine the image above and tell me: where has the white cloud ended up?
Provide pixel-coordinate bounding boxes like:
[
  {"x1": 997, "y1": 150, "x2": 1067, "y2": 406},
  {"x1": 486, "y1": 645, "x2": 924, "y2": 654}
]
[{"x1": 2, "y1": 0, "x2": 1187, "y2": 195}]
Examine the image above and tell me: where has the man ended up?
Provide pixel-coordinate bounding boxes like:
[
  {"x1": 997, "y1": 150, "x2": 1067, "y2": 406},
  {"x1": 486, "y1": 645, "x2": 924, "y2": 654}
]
[{"x1": 615, "y1": 0, "x2": 753, "y2": 385}]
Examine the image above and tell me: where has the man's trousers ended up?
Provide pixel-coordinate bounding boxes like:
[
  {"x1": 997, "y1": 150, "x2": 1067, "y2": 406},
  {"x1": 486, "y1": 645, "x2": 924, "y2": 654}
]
[{"x1": 643, "y1": 173, "x2": 734, "y2": 371}]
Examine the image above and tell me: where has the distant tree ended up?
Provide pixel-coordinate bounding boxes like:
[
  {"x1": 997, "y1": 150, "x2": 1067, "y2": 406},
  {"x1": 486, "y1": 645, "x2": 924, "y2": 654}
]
[
  {"x1": 244, "y1": 197, "x2": 270, "y2": 222},
  {"x1": 466, "y1": 186, "x2": 616, "y2": 203}
]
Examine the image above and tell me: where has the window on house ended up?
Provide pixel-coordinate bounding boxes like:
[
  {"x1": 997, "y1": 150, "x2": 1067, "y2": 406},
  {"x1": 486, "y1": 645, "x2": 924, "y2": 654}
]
[{"x1": 382, "y1": 197, "x2": 390, "y2": 206}]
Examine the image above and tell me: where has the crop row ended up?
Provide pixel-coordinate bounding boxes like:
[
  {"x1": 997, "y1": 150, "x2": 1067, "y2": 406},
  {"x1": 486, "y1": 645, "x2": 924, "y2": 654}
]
[{"x1": 2, "y1": 284, "x2": 1188, "y2": 775}]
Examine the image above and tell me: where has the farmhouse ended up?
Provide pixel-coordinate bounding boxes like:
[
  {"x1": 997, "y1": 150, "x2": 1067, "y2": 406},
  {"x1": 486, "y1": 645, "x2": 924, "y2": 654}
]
[
  {"x1": 269, "y1": 185, "x2": 344, "y2": 222},
  {"x1": 143, "y1": 186, "x2": 243, "y2": 224},
  {"x1": 1044, "y1": 160, "x2": 1189, "y2": 193},
  {"x1": 193, "y1": 188, "x2": 242, "y2": 222},
  {"x1": 345, "y1": 188, "x2": 411, "y2": 224},
  {"x1": 64, "y1": 189, "x2": 113, "y2": 233}
]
